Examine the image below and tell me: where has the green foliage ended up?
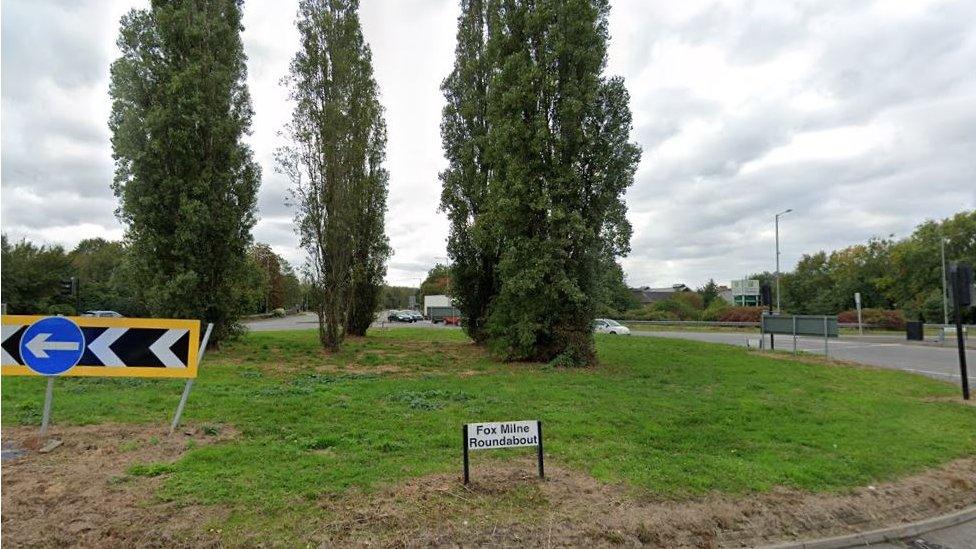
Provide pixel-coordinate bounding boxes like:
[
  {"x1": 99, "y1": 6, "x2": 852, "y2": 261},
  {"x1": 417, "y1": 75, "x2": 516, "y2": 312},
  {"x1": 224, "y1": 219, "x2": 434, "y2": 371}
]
[
  {"x1": 419, "y1": 264, "x2": 452, "y2": 305},
  {"x1": 697, "y1": 279, "x2": 720, "y2": 308},
  {"x1": 278, "y1": 0, "x2": 389, "y2": 347},
  {"x1": 767, "y1": 210, "x2": 974, "y2": 323},
  {"x1": 380, "y1": 286, "x2": 419, "y2": 310},
  {"x1": 109, "y1": 0, "x2": 260, "y2": 343},
  {"x1": 3, "y1": 328, "x2": 975, "y2": 545},
  {"x1": 1, "y1": 236, "x2": 74, "y2": 314},
  {"x1": 439, "y1": 0, "x2": 496, "y2": 344},
  {"x1": 441, "y1": 0, "x2": 641, "y2": 365}
]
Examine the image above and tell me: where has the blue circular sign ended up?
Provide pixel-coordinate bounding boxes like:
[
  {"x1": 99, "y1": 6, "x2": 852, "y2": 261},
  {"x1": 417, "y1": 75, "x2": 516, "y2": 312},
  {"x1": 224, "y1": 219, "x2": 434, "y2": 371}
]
[{"x1": 19, "y1": 316, "x2": 85, "y2": 376}]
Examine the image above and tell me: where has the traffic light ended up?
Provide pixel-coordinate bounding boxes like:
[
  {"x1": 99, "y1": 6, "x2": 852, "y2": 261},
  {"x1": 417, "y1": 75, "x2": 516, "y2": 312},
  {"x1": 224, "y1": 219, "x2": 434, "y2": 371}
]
[{"x1": 60, "y1": 278, "x2": 74, "y2": 296}]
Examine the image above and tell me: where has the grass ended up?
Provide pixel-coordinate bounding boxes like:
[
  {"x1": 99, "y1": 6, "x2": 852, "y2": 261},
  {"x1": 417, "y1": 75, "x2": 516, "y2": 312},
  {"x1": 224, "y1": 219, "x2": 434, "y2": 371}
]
[{"x1": 3, "y1": 328, "x2": 975, "y2": 542}]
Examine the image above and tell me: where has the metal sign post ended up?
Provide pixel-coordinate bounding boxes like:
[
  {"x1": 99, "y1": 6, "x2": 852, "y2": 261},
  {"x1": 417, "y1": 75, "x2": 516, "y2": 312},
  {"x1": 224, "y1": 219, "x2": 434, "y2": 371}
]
[
  {"x1": 949, "y1": 263, "x2": 971, "y2": 400},
  {"x1": 170, "y1": 322, "x2": 213, "y2": 434},
  {"x1": 823, "y1": 315, "x2": 829, "y2": 357},
  {"x1": 792, "y1": 316, "x2": 798, "y2": 354},
  {"x1": 855, "y1": 292, "x2": 863, "y2": 335},
  {"x1": 40, "y1": 378, "x2": 55, "y2": 436}
]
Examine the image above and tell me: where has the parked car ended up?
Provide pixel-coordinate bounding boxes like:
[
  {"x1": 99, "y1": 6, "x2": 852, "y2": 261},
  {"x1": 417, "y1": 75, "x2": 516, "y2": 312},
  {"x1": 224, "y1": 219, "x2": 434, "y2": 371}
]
[
  {"x1": 407, "y1": 311, "x2": 424, "y2": 322},
  {"x1": 82, "y1": 310, "x2": 124, "y2": 318},
  {"x1": 593, "y1": 318, "x2": 630, "y2": 335},
  {"x1": 387, "y1": 310, "x2": 415, "y2": 323}
]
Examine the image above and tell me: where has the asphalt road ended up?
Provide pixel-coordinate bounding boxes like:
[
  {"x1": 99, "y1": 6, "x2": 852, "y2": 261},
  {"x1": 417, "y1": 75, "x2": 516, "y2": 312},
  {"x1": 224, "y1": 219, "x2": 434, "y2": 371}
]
[
  {"x1": 245, "y1": 312, "x2": 459, "y2": 331},
  {"x1": 633, "y1": 330, "x2": 975, "y2": 385}
]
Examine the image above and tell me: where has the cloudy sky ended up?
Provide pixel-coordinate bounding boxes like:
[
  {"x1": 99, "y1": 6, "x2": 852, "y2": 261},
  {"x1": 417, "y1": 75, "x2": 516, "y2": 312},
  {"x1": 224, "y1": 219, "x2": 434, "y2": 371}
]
[{"x1": 3, "y1": 0, "x2": 975, "y2": 288}]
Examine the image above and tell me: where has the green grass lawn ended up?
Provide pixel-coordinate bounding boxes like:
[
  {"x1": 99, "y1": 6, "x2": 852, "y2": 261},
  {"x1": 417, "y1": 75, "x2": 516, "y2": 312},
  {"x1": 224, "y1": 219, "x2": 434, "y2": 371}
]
[{"x1": 3, "y1": 328, "x2": 975, "y2": 541}]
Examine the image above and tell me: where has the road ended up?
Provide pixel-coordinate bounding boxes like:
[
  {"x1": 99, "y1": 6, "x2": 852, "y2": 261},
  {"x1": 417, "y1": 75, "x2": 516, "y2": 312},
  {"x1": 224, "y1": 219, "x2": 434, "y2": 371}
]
[
  {"x1": 633, "y1": 330, "x2": 975, "y2": 384},
  {"x1": 246, "y1": 314, "x2": 973, "y2": 385},
  {"x1": 245, "y1": 312, "x2": 459, "y2": 332}
]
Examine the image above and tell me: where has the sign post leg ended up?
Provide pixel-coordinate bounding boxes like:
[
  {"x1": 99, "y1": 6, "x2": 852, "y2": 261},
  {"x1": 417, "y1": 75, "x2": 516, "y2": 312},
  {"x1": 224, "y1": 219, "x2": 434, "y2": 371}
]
[
  {"x1": 537, "y1": 420, "x2": 545, "y2": 479},
  {"x1": 40, "y1": 377, "x2": 55, "y2": 437},
  {"x1": 462, "y1": 424, "x2": 470, "y2": 484},
  {"x1": 170, "y1": 379, "x2": 195, "y2": 435},
  {"x1": 951, "y1": 269, "x2": 970, "y2": 400},
  {"x1": 169, "y1": 323, "x2": 213, "y2": 435},
  {"x1": 823, "y1": 316, "x2": 829, "y2": 358},
  {"x1": 792, "y1": 316, "x2": 798, "y2": 355}
]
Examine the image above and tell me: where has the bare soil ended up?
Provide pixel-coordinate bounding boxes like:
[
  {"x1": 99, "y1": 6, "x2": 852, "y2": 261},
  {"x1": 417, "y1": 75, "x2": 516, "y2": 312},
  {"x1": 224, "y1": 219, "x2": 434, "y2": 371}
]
[
  {"x1": 2, "y1": 426, "x2": 974, "y2": 548},
  {"x1": 1, "y1": 423, "x2": 235, "y2": 548},
  {"x1": 318, "y1": 456, "x2": 976, "y2": 548}
]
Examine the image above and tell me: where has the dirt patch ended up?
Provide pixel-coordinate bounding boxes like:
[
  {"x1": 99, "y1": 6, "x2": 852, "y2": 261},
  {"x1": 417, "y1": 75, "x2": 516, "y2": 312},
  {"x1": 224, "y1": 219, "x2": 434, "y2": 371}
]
[
  {"x1": 1, "y1": 423, "x2": 235, "y2": 548},
  {"x1": 923, "y1": 395, "x2": 976, "y2": 408},
  {"x1": 316, "y1": 456, "x2": 976, "y2": 548}
]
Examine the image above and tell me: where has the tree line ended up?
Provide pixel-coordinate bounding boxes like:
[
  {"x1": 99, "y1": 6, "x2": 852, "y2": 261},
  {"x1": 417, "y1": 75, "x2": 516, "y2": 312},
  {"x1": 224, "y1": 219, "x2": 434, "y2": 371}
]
[
  {"x1": 751, "y1": 210, "x2": 975, "y2": 322},
  {"x1": 1, "y1": 236, "x2": 307, "y2": 319},
  {"x1": 106, "y1": 0, "x2": 389, "y2": 346},
  {"x1": 8, "y1": 0, "x2": 641, "y2": 363}
]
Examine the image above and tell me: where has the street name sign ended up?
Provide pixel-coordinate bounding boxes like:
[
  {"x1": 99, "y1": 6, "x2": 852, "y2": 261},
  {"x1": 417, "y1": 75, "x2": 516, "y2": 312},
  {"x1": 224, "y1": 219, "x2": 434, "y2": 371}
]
[
  {"x1": 2, "y1": 315, "x2": 201, "y2": 379},
  {"x1": 462, "y1": 420, "x2": 544, "y2": 484}
]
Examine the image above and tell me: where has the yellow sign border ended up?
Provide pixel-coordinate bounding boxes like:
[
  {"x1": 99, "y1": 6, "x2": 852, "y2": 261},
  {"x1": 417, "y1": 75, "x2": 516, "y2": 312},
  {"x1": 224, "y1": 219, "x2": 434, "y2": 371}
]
[{"x1": 1, "y1": 315, "x2": 201, "y2": 379}]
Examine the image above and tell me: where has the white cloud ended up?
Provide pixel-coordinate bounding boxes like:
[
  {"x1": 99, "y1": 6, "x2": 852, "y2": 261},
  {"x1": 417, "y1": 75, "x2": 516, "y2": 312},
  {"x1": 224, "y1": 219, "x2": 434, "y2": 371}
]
[{"x1": 3, "y1": 0, "x2": 975, "y2": 288}]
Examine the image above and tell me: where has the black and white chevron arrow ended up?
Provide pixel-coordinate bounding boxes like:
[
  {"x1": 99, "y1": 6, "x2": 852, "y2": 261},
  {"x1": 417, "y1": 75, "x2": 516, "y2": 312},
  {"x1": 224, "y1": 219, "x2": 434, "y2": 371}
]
[{"x1": 2, "y1": 325, "x2": 190, "y2": 368}]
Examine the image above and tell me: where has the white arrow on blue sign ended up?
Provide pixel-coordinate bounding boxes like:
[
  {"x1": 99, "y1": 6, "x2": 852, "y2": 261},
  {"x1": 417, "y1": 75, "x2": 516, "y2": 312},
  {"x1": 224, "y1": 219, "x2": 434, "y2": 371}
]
[{"x1": 19, "y1": 316, "x2": 85, "y2": 376}]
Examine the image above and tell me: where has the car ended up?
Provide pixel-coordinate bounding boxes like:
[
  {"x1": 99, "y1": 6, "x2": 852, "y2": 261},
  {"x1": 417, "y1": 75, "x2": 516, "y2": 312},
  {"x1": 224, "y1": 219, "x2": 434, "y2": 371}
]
[
  {"x1": 82, "y1": 310, "x2": 124, "y2": 318},
  {"x1": 387, "y1": 310, "x2": 415, "y2": 323},
  {"x1": 593, "y1": 318, "x2": 630, "y2": 335},
  {"x1": 407, "y1": 311, "x2": 424, "y2": 322}
]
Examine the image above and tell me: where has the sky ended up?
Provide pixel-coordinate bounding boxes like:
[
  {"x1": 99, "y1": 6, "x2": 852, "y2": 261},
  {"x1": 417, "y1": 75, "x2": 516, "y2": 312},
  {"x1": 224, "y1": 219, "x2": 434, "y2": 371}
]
[{"x1": 2, "y1": 0, "x2": 975, "y2": 289}]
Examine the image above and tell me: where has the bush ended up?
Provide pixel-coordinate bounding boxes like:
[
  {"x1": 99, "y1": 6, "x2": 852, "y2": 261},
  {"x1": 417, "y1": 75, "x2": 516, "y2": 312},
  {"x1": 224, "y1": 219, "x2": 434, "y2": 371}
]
[
  {"x1": 672, "y1": 292, "x2": 704, "y2": 311},
  {"x1": 46, "y1": 304, "x2": 77, "y2": 316},
  {"x1": 272, "y1": 308, "x2": 287, "y2": 318},
  {"x1": 652, "y1": 297, "x2": 698, "y2": 320},
  {"x1": 837, "y1": 308, "x2": 905, "y2": 330},
  {"x1": 700, "y1": 299, "x2": 731, "y2": 322},
  {"x1": 717, "y1": 306, "x2": 764, "y2": 323}
]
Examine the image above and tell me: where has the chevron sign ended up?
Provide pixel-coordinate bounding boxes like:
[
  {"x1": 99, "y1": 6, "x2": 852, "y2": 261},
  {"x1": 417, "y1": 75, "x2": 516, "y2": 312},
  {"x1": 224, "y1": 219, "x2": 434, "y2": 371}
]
[{"x1": 1, "y1": 316, "x2": 201, "y2": 378}]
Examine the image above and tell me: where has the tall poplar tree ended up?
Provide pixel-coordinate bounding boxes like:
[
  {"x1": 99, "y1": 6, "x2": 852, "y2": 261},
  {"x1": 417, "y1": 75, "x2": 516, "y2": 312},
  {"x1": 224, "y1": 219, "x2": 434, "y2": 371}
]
[
  {"x1": 440, "y1": 0, "x2": 498, "y2": 344},
  {"x1": 109, "y1": 0, "x2": 260, "y2": 344},
  {"x1": 278, "y1": 0, "x2": 389, "y2": 349},
  {"x1": 442, "y1": 0, "x2": 640, "y2": 365}
]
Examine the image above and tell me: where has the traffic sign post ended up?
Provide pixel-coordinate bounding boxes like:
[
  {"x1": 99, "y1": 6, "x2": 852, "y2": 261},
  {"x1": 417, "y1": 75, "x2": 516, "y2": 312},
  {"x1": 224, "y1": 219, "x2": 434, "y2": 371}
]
[
  {"x1": 949, "y1": 262, "x2": 972, "y2": 400},
  {"x1": 2, "y1": 315, "x2": 206, "y2": 435}
]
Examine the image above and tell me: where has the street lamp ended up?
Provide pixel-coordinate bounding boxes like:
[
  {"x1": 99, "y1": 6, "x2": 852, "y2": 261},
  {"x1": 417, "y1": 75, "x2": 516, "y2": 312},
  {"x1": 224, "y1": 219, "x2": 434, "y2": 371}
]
[{"x1": 775, "y1": 209, "x2": 793, "y2": 314}]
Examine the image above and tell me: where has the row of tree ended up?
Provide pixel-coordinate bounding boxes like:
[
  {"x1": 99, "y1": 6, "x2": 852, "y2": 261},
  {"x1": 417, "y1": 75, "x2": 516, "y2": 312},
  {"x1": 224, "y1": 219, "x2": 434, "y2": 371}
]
[
  {"x1": 108, "y1": 0, "x2": 389, "y2": 347},
  {"x1": 440, "y1": 0, "x2": 641, "y2": 366},
  {"x1": 748, "y1": 210, "x2": 975, "y2": 322},
  {"x1": 1, "y1": 236, "x2": 306, "y2": 318}
]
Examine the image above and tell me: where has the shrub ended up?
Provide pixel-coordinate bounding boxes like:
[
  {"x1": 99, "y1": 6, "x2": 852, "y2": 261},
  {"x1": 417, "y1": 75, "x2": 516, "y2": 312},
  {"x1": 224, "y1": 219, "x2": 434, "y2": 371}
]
[
  {"x1": 46, "y1": 304, "x2": 76, "y2": 316},
  {"x1": 672, "y1": 292, "x2": 704, "y2": 311},
  {"x1": 652, "y1": 298, "x2": 698, "y2": 320},
  {"x1": 700, "y1": 299, "x2": 731, "y2": 322},
  {"x1": 717, "y1": 306, "x2": 764, "y2": 323},
  {"x1": 837, "y1": 308, "x2": 905, "y2": 330},
  {"x1": 272, "y1": 308, "x2": 287, "y2": 318}
]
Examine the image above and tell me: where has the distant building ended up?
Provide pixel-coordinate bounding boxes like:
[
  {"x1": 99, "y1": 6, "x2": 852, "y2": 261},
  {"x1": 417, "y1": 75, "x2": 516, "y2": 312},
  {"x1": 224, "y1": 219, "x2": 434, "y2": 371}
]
[{"x1": 630, "y1": 284, "x2": 692, "y2": 305}]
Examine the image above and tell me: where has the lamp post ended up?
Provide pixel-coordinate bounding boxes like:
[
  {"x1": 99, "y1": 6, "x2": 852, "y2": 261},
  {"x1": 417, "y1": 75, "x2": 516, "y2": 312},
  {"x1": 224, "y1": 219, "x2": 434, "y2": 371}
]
[
  {"x1": 775, "y1": 209, "x2": 793, "y2": 314},
  {"x1": 941, "y1": 237, "x2": 949, "y2": 326}
]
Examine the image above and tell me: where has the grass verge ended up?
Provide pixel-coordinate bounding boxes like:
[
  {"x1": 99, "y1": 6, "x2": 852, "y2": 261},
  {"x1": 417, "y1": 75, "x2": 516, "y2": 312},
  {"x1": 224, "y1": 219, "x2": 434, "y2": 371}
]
[{"x1": 3, "y1": 327, "x2": 975, "y2": 543}]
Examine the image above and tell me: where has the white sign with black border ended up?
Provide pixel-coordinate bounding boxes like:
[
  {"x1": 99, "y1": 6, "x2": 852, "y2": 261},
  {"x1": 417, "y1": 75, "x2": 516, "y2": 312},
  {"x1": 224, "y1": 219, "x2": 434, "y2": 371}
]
[{"x1": 462, "y1": 420, "x2": 544, "y2": 484}]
